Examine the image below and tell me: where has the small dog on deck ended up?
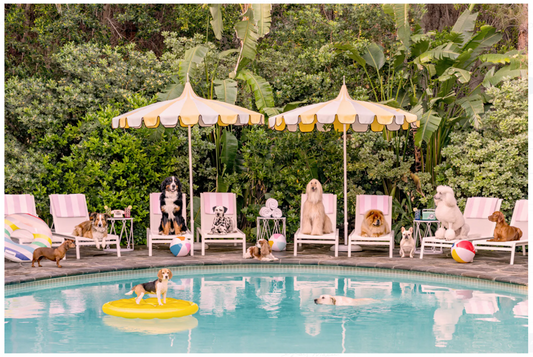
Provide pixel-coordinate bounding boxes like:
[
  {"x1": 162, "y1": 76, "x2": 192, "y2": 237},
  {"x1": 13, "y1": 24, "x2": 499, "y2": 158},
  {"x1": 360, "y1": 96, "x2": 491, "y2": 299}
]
[
  {"x1": 125, "y1": 268, "x2": 173, "y2": 305},
  {"x1": 301, "y1": 179, "x2": 333, "y2": 235},
  {"x1": 32, "y1": 239, "x2": 75, "y2": 268},
  {"x1": 488, "y1": 211, "x2": 522, "y2": 242},
  {"x1": 244, "y1": 239, "x2": 278, "y2": 261},
  {"x1": 399, "y1": 227, "x2": 416, "y2": 258},
  {"x1": 159, "y1": 176, "x2": 188, "y2": 235},
  {"x1": 210, "y1": 206, "x2": 235, "y2": 234},
  {"x1": 72, "y1": 213, "x2": 109, "y2": 249}
]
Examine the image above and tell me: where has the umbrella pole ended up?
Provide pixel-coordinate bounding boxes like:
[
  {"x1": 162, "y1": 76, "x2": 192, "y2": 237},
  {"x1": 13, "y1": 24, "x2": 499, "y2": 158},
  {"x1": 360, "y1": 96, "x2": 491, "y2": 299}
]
[{"x1": 188, "y1": 125, "x2": 195, "y2": 251}]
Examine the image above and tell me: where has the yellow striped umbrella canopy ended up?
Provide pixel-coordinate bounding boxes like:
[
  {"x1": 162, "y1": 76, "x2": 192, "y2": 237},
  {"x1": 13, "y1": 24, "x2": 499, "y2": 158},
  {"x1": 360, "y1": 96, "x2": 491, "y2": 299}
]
[
  {"x1": 111, "y1": 80, "x2": 263, "y2": 129},
  {"x1": 111, "y1": 78, "x2": 263, "y2": 251},
  {"x1": 269, "y1": 83, "x2": 418, "y2": 132}
]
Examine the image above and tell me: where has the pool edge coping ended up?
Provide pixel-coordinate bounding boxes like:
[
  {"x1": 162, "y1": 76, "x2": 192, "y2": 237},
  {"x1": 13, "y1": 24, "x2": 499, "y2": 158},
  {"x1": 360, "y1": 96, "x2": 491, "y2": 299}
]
[{"x1": 4, "y1": 260, "x2": 528, "y2": 289}]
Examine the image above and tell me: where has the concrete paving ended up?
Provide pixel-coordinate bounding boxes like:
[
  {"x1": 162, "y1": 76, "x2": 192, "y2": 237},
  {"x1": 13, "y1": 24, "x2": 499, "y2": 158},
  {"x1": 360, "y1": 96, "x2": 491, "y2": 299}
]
[{"x1": 4, "y1": 243, "x2": 528, "y2": 286}]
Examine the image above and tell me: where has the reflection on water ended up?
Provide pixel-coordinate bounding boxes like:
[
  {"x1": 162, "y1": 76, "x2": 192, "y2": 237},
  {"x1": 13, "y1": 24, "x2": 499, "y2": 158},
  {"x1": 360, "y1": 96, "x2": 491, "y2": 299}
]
[{"x1": 5, "y1": 272, "x2": 528, "y2": 353}]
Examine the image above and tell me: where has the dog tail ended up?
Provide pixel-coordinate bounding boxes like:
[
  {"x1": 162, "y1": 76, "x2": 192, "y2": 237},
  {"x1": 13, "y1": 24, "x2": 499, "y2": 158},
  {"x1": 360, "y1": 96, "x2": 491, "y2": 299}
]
[
  {"x1": 125, "y1": 290, "x2": 134, "y2": 296},
  {"x1": 517, "y1": 228, "x2": 523, "y2": 239}
]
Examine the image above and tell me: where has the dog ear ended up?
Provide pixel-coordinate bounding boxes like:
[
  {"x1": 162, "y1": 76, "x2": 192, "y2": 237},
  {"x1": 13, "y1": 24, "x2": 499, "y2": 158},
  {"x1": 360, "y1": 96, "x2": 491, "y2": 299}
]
[
  {"x1": 104, "y1": 213, "x2": 111, "y2": 220},
  {"x1": 177, "y1": 179, "x2": 182, "y2": 193},
  {"x1": 331, "y1": 297, "x2": 336, "y2": 305},
  {"x1": 223, "y1": 206, "x2": 228, "y2": 214},
  {"x1": 167, "y1": 269, "x2": 173, "y2": 280},
  {"x1": 409, "y1": 227, "x2": 413, "y2": 233},
  {"x1": 160, "y1": 179, "x2": 167, "y2": 192},
  {"x1": 212, "y1": 206, "x2": 217, "y2": 213},
  {"x1": 401, "y1": 227, "x2": 405, "y2": 233},
  {"x1": 157, "y1": 269, "x2": 163, "y2": 280},
  {"x1": 89, "y1": 212, "x2": 97, "y2": 221}
]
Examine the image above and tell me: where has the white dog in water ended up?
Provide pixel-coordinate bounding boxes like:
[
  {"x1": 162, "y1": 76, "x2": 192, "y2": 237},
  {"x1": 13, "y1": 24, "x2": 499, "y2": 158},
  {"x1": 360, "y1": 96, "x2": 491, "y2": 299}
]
[
  {"x1": 434, "y1": 185, "x2": 470, "y2": 241},
  {"x1": 314, "y1": 294, "x2": 377, "y2": 306},
  {"x1": 301, "y1": 179, "x2": 333, "y2": 235}
]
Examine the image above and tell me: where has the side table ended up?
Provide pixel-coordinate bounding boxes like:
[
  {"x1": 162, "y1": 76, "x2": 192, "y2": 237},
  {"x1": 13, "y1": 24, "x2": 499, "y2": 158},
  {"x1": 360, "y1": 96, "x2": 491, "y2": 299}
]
[
  {"x1": 257, "y1": 216, "x2": 286, "y2": 250},
  {"x1": 104, "y1": 217, "x2": 134, "y2": 252},
  {"x1": 413, "y1": 219, "x2": 442, "y2": 255}
]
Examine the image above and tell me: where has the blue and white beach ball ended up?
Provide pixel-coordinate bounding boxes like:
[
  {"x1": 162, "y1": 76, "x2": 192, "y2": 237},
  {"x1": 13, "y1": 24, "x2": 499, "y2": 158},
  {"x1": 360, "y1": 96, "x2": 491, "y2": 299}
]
[
  {"x1": 451, "y1": 240, "x2": 476, "y2": 263},
  {"x1": 269, "y1": 234, "x2": 286, "y2": 251},
  {"x1": 170, "y1": 237, "x2": 191, "y2": 257}
]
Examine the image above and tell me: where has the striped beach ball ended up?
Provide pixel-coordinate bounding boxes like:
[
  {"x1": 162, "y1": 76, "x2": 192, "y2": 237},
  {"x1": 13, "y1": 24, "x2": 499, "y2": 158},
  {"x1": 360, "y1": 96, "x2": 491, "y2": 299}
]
[
  {"x1": 451, "y1": 240, "x2": 476, "y2": 263},
  {"x1": 170, "y1": 237, "x2": 191, "y2": 257},
  {"x1": 269, "y1": 234, "x2": 286, "y2": 251}
]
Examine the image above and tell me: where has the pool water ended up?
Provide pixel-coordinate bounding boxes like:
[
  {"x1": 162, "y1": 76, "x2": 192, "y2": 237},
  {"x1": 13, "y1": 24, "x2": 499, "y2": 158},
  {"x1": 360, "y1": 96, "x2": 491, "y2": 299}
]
[{"x1": 4, "y1": 267, "x2": 528, "y2": 353}]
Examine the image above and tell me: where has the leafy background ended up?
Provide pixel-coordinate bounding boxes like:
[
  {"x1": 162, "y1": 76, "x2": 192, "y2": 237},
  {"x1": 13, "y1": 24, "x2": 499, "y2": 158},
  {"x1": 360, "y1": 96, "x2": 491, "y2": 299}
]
[{"x1": 5, "y1": 4, "x2": 528, "y2": 245}]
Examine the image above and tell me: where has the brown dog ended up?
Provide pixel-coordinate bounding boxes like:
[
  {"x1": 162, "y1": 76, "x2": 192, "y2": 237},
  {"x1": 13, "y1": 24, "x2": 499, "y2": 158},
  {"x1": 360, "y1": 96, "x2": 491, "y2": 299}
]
[
  {"x1": 72, "y1": 212, "x2": 109, "y2": 249},
  {"x1": 361, "y1": 210, "x2": 390, "y2": 237},
  {"x1": 488, "y1": 211, "x2": 522, "y2": 242},
  {"x1": 32, "y1": 239, "x2": 75, "y2": 268},
  {"x1": 244, "y1": 239, "x2": 278, "y2": 261},
  {"x1": 125, "y1": 268, "x2": 173, "y2": 305}
]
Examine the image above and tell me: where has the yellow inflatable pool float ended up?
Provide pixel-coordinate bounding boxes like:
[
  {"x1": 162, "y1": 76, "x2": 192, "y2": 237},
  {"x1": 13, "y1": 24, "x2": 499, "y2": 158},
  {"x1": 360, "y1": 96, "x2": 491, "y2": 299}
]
[{"x1": 102, "y1": 298, "x2": 198, "y2": 319}]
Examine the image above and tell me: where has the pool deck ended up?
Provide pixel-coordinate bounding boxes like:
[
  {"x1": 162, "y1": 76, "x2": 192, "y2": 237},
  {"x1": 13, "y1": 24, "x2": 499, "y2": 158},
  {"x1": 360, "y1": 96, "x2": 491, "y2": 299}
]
[{"x1": 4, "y1": 243, "x2": 528, "y2": 286}]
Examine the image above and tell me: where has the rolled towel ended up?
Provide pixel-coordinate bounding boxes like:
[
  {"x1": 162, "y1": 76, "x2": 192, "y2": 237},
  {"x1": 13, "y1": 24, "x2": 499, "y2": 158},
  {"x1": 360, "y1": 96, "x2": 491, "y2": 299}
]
[
  {"x1": 259, "y1": 206, "x2": 273, "y2": 218},
  {"x1": 271, "y1": 208, "x2": 283, "y2": 218},
  {"x1": 266, "y1": 198, "x2": 278, "y2": 210}
]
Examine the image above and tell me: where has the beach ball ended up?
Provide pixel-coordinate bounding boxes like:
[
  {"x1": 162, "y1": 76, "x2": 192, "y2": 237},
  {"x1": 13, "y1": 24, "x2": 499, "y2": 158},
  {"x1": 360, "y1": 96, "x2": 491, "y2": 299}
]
[
  {"x1": 170, "y1": 237, "x2": 191, "y2": 257},
  {"x1": 269, "y1": 234, "x2": 286, "y2": 251},
  {"x1": 451, "y1": 240, "x2": 476, "y2": 263}
]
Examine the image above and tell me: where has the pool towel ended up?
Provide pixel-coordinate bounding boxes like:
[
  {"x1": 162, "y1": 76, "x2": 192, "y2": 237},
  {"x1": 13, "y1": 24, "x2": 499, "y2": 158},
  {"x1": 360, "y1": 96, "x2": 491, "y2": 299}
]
[
  {"x1": 259, "y1": 199, "x2": 283, "y2": 218},
  {"x1": 50, "y1": 194, "x2": 88, "y2": 218},
  {"x1": 464, "y1": 197, "x2": 499, "y2": 219},
  {"x1": 271, "y1": 208, "x2": 283, "y2": 218},
  {"x1": 5, "y1": 194, "x2": 37, "y2": 216},
  {"x1": 266, "y1": 198, "x2": 278, "y2": 210},
  {"x1": 259, "y1": 206, "x2": 273, "y2": 218}
]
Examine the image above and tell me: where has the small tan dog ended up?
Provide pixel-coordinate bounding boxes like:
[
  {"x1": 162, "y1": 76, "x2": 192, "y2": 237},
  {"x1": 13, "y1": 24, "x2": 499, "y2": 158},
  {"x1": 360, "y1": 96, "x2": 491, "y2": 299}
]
[
  {"x1": 361, "y1": 210, "x2": 390, "y2": 237},
  {"x1": 244, "y1": 239, "x2": 278, "y2": 261},
  {"x1": 72, "y1": 212, "x2": 110, "y2": 249},
  {"x1": 125, "y1": 268, "x2": 173, "y2": 305},
  {"x1": 32, "y1": 239, "x2": 75, "y2": 268},
  {"x1": 399, "y1": 227, "x2": 415, "y2": 258},
  {"x1": 302, "y1": 179, "x2": 333, "y2": 235},
  {"x1": 488, "y1": 211, "x2": 522, "y2": 242},
  {"x1": 314, "y1": 294, "x2": 377, "y2": 306}
]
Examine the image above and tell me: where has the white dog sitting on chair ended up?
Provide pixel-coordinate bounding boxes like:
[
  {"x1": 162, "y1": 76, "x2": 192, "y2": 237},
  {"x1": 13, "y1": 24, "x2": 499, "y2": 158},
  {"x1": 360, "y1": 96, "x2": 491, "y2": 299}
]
[
  {"x1": 434, "y1": 185, "x2": 470, "y2": 241},
  {"x1": 301, "y1": 179, "x2": 333, "y2": 235}
]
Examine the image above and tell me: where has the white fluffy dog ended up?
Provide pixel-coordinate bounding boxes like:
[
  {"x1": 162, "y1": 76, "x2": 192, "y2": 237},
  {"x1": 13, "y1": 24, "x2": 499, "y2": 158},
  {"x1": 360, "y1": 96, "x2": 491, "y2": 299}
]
[
  {"x1": 301, "y1": 179, "x2": 333, "y2": 235},
  {"x1": 434, "y1": 185, "x2": 470, "y2": 241}
]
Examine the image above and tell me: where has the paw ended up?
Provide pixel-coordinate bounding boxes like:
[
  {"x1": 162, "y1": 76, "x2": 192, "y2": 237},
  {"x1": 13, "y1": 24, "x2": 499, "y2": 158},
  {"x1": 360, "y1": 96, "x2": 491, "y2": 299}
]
[
  {"x1": 445, "y1": 228, "x2": 456, "y2": 241},
  {"x1": 435, "y1": 227, "x2": 446, "y2": 239}
]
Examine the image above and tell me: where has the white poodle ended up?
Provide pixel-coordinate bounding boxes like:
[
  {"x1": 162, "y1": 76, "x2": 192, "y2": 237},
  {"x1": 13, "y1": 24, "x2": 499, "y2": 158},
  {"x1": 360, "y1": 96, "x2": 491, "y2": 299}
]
[{"x1": 433, "y1": 185, "x2": 470, "y2": 241}]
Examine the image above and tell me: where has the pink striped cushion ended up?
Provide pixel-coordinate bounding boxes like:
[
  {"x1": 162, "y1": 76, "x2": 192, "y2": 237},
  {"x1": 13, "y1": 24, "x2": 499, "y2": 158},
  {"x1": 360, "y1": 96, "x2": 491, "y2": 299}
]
[
  {"x1": 5, "y1": 194, "x2": 37, "y2": 216},
  {"x1": 514, "y1": 200, "x2": 528, "y2": 222},
  {"x1": 203, "y1": 193, "x2": 234, "y2": 215},
  {"x1": 49, "y1": 194, "x2": 88, "y2": 218},
  {"x1": 358, "y1": 195, "x2": 390, "y2": 215},
  {"x1": 150, "y1": 193, "x2": 162, "y2": 215},
  {"x1": 464, "y1": 197, "x2": 499, "y2": 219}
]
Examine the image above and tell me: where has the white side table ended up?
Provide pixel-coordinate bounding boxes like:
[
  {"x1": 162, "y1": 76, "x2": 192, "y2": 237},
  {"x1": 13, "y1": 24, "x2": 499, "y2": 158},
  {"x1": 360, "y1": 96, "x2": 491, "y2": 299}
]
[
  {"x1": 413, "y1": 219, "x2": 442, "y2": 255},
  {"x1": 257, "y1": 216, "x2": 286, "y2": 250},
  {"x1": 104, "y1": 217, "x2": 134, "y2": 252}
]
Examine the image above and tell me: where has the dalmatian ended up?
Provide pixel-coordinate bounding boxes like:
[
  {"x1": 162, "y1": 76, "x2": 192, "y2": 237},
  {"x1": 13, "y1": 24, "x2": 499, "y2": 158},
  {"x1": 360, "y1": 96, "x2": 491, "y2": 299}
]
[{"x1": 210, "y1": 206, "x2": 235, "y2": 234}]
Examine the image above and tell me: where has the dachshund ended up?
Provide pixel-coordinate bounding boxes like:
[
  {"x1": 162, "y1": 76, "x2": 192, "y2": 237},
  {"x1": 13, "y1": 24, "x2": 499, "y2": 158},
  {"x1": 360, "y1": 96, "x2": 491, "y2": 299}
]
[{"x1": 488, "y1": 211, "x2": 522, "y2": 242}]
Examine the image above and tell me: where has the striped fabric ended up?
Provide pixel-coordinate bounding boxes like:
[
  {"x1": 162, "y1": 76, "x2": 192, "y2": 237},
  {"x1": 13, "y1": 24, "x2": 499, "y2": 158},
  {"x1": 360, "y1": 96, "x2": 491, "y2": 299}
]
[
  {"x1": 268, "y1": 84, "x2": 418, "y2": 133},
  {"x1": 49, "y1": 194, "x2": 88, "y2": 218},
  {"x1": 203, "y1": 193, "x2": 235, "y2": 215},
  {"x1": 513, "y1": 200, "x2": 528, "y2": 222},
  {"x1": 150, "y1": 193, "x2": 162, "y2": 215},
  {"x1": 358, "y1": 195, "x2": 390, "y2": 215},
  {"x1": 464, "y1": 197, "x2": 499, "y2": 219},
  {"x1": 112, "y1": 81, "x2": 263, "y2": 129},
  {"x1": 4, "y1": 195, "x2": 37, "y2": 216}
]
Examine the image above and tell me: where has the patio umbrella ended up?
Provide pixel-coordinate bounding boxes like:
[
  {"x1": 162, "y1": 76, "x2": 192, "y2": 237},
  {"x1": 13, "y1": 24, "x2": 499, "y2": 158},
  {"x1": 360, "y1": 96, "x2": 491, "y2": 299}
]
[
  {"x1": 269, "y1": 78, "x2": 417, "y2": 252},
  {"x1": 112, "y1": 76, "x2": 264, "y2": 248}
]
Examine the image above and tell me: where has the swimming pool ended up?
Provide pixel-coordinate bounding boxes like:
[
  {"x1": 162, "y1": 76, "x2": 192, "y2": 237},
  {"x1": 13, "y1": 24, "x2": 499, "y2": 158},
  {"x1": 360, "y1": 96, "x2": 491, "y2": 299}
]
[{"x1": 5, "y1": 265, "x2": 528, "y2": 353}]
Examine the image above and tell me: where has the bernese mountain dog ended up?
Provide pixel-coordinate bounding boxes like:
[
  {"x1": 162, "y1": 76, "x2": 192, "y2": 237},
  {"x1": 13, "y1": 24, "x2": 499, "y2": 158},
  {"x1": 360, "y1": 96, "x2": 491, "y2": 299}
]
[{"x1": 159, "y1": 176, "x2": 188, "y2": 235}]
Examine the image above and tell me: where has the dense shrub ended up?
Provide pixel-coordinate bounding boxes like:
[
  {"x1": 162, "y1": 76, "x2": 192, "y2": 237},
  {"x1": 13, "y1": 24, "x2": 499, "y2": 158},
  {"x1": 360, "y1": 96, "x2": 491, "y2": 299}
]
[{"x1": 435, "y1": 78, "x2": 528, "y2": 218}]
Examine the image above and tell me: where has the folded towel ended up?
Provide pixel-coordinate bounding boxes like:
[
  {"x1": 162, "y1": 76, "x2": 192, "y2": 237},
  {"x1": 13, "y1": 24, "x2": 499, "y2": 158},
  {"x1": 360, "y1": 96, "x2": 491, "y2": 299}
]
[
  {"x1": 271, "y1": 208, "x2": 283, "y2": 218},
  {"x1": 266, "y1": 198, "x2": 278, "y2": 210},
  {"x1": 259, "y1": 207, "x2": 273, "y2": 218}
]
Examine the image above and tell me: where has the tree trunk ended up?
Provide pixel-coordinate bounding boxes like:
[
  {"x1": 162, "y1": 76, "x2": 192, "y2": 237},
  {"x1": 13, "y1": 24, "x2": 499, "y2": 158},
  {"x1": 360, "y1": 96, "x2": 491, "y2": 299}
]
[
  {"x1": 518, "y1": 4, "x2": 528, "y2": 51},
  {"x1": 421, "y1": 4, "x2": 461, "y2": 32}
]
